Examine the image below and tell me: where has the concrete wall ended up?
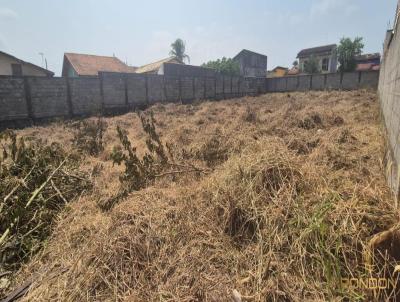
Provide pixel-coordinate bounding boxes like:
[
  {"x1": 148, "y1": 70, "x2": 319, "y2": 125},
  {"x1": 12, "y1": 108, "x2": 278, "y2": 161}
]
[
  {"x1": 0, "y1": 69, "x2": 379, "y2": 126},
  {"x1": 0, "y1": 77, "x2": 28, "y2": 120},
  {"x1": 164, "y1": 76, "x2": 180, "y2": 102},
  {"x1": 69, "y1": 77, "x2": 102, "y2": 115},
  {"x1": 378, "y1": 1, "x2": 400, "y2": 202},
  {"x1": 101, "y1": 72, "x2": 126, "y2": 109},
  {"x1": 126, "y1": 74, "x2": 147, "y2": 106},
  {"x1": 28, "y1": 77, "x2": 69, "y2": 118},
  {"x1": 266, "y1": 71, "x2": 379, "y2": 93},
  {"x1": 147, "y1": 75, "x2": 165, "y2": 104},
  {"x1": 180, "y1": 77, "x2": 194, "y2": 101}
]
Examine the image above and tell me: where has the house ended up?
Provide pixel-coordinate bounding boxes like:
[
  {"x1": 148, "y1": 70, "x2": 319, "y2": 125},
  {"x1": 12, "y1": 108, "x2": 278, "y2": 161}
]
[
  {"x1": 297, "y1": 44, "x2": 337, "y2": 73},
  {"x1": 355, "y1": 53, "x2": 381, "y2": 71},
  {"x1": 233, "y1": 49, "x2": 268, "y2": 77},
  {"x1": 267, "y1": 66, "x2": 288, "y2": 78},
  {"x1": 0, "y1": 51, "x2": 54, "y2": 77},
  {"x1": 135, "y1": 57, "x2": 181, "y2": 74},
  {"x1": 62, "y1": 53, "x2": 137, "y2": 77}
]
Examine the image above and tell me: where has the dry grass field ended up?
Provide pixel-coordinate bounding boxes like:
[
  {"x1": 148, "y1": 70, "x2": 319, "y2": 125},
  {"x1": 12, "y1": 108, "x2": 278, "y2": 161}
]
[{"x1": 1, "y1": 90, "x2": 399, "y2": 301}]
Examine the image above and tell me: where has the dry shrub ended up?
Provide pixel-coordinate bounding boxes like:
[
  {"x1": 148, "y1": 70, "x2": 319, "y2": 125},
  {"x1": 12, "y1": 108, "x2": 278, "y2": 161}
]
[
  {"x1": 242, "y1": 106, "x2": 258, "y2": 123},
  {"x1": 298, "y1": 112, "x2": 323, "y2": 130},
  {"x1": 6, "y1": 90, "x2": 400, "y2": 301},
  {"x1": 195, "y1": 135, "x2": 229, "y2": 167},
  {"x1": 0, "y1": 131, "x2": 90, "y2": 280},
  {"x1": 70, "y1": 117, "x2": 107, "y2": 156}
]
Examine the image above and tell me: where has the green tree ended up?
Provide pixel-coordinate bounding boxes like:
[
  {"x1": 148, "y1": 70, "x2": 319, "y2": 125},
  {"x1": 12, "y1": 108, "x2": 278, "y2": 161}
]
[
  {"x1": 169, "y1": 39, "x2": 190, "y2": 63},
  {"x1": 202, "y1": 57, "x2": 240, "y2": 76},
  {"x1": 303, "y1": 55, "x2": 320, "y2": 74},
  {"x1": 337, "y1": 37, "x2": 364, "y2": 72},
  {"x1": 292, "y1": 60, "x2": 299, "y2": 67}
]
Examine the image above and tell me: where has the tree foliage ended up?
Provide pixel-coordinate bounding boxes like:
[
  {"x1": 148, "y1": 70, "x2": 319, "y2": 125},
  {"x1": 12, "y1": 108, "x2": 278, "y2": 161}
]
[
  {"x1": 303, "y1": 55, "x2": 320, "y2": 74},
  {"x1": 337, "y1": 37, "x2": 364, "y2": 72},
  {"x1": 202, "y1": 57, "x2": 240, "y2": 76},
  {"x1": 169, "y1": 39, "x2": 190, "y2": 64}
]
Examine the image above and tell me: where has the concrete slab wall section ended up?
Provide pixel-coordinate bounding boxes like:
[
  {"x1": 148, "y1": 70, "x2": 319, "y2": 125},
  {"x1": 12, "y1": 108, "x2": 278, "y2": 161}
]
[
  {"x1": 378, "y1": 3, "x2": 400, "y2": 202},
  {"x1": 29, "y1": 77, "x2": 69, "y2": 118},
  {"x1": 69, "y1": 77, "x2": 102, "y2": 115},
  {"x1": 127, "y1": 74, "x2": 147, "y2": 106},
  {"x1": 101, "y1": 72, "x2": 126, "y2": 109},
  {"x1": 0, "y1": 77, "x2": 29, "y2": 120}
]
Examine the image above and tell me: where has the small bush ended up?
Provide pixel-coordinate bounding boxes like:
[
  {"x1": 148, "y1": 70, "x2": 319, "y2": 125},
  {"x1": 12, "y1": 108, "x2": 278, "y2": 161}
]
[
  {"x1": 0, "y1": 130, "x2": 91, "y2": 273},
  {"x1": 243, "y1": 106, "x2": 257, "y2": 123},
  {"x1": 71, "y1": 117, "x2": 107, "y2": 156},
  {"x1": 106, "y1": 112, "x2": 208, "y2": 211}
]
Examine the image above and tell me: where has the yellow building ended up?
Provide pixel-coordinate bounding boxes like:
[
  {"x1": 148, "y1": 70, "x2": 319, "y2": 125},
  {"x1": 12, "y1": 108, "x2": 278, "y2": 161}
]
[{"x1": 268, "y1": 66, "x2": 288, "y2": 78}]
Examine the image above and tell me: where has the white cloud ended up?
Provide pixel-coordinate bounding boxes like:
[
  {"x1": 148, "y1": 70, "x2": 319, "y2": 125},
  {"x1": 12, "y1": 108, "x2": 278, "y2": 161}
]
[
  {"x1": 310, "y1": 0, "x2": 359, "y2": 18},
  {"x1": 0, "y1": 7, "x2": 18, "y2": 19}
]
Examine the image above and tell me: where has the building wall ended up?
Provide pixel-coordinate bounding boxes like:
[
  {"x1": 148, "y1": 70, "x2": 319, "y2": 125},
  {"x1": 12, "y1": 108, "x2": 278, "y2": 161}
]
[
  {"x1": 378, "y1": 0, "x2": 400, "y2": 202},
  {"x1": 298, "y1": 51, "x2": 338, "y2": 74},
  {"x1": 234, "y1": 52, "x2": 268, "y2": 77},
  {"x1": 0, "y1": 54, "x2": 51, "y2": 77},
  {"x1": 160, "y1": 63, "x2": 216, "y2": 77}
]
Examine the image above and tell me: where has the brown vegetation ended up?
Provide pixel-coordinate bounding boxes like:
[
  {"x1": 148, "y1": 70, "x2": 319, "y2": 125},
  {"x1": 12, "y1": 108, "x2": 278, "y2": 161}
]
[{"x1": 1, "y1": 90, "x2": 399, "y2": 301}]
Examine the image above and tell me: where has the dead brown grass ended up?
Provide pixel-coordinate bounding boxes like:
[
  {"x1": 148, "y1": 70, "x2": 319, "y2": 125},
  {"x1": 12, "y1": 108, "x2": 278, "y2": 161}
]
[{"x1": 3, "y1": 90, "x2": 400, "y2": 301}]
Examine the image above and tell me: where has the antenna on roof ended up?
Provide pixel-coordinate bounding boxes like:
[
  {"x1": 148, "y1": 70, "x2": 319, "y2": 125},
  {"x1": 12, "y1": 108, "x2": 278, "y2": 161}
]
[{"x1": 39, "y1": 52, "x2": 44, "y2": 67}]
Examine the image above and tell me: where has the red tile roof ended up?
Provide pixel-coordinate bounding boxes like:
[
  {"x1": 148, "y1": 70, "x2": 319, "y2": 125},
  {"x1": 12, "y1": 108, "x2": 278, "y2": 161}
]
[
  {"x1": 356, "y1": 63, "x2": 374, "y2": 71},
  {"x1": 63, "y1": 53, "x2": 135, "y2": 76},
  {"x1": 287, "y1": 67, "x2": 300, "y2": 75}
]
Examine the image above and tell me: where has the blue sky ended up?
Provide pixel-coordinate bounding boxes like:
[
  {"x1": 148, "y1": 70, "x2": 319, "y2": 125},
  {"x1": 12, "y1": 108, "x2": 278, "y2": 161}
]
[{"x1": 0, "y1": 0, "x2": 397, "y2": 76}]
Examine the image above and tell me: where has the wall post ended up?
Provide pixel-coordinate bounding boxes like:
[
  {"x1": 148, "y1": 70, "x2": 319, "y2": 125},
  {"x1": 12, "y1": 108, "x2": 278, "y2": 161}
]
[
  {"x1": 65, "y1": 77, "x2": 74, "y2": 117},
  {"x1": 124, "y1": 74, "x2": 129, "y2": 108},
  {"x1": 23, "y1": 77, "x2": 34, "y2": 120},
  {"x1": 99, "y1": 72, "x2": 105, "y2": 113},
  {"x1": 178, "y1": 76, "x2": 182, "y2": 102},
  {"x1": 214, "y1": 76, "x2": 217, "y2": 100},
  {"x1": 145, "y1": 75, "x2": 149, "y2": 105},
  {"x1": 192, "y1": 77, "x2": 195, "y2": 101},
  {"x1": 222, "y1": 75, "x2": 225, "y2": 99}
]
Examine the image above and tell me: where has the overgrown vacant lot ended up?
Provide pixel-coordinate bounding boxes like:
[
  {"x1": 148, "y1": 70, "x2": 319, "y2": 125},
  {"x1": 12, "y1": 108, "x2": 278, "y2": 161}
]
[{"x1": 2, "y1": 90, "x2": 399, "y2": 301}]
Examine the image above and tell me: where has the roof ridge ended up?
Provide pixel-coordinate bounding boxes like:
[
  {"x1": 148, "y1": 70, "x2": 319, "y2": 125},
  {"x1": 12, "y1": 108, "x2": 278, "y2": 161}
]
[
  {"x1": 64, "y1": 52, "x2": 121, "y2": 59},
  {"x1": 138, "y1": 56, "x2": 177, "y2": 68}
]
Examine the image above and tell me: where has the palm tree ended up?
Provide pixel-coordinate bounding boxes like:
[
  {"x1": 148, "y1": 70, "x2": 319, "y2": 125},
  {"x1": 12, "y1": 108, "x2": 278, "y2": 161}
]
[{"x1": 169, "y1": 39, "x2": 190, "y2": 64}]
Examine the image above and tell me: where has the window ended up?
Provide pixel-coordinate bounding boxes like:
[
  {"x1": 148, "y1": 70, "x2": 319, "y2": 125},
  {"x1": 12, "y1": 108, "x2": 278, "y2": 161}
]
[
  {"x1": 322, "y1": 58, "x2": 329, "y2": 71},
  {"x1": 302, "y1": 60, "x2": 308, "y2": 71},
  {"x1": 11, "y1": 64, "x2": 22, "y2": 76}
]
